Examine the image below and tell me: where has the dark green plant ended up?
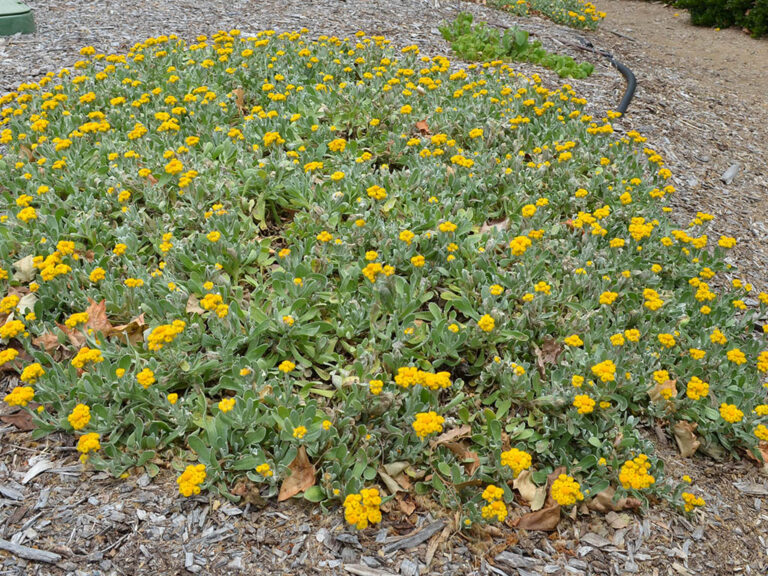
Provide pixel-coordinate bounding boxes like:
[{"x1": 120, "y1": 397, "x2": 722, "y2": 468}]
[{"x1": 439, "y1": 13, "x2": 594, "y2": 79}]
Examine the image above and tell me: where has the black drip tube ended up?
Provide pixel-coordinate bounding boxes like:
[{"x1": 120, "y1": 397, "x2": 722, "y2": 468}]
[{"x1": 577, "y1": 38, "x2": 637, "y2": 115}]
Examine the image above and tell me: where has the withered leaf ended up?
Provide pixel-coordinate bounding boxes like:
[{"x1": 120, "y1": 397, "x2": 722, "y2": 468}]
[
  {"x1": 513, "y1": 470, "x2": 546, "y2": 511},
  {"x1": 648, "y1": 379, "x2": 678, "y2": 405},
  {"x1": 432, "y1": 424, "x2": 471, "y2": 447},
  {"x1": 232, "y1": 479, "x2": 267, "y2": 508},
  {"x1": 673, "y1": 420, "x2": 700, "y2": 458},
  {"x1": 415, "y1": 120, "x2": 430, "y2": 135},
  {"x1": 1, "y1": 409, "x2": 35, "y2": 431},
  {"x1": 443, "y1": 441, "x2": 480, "y2": 477},
  {"x1": 587, "y1": 486, "x2": 642, "y2": 513},
  {"x1": 32, "y1": 333, "x2": 61, "y2": 353},
  {"x1": 110, "y1": 314, "x2": 146, "y2": 345},
  {"x1": 277, "y1": 446, "x2": 316, "y2": 501},
  {"x1": 516, "y1": 502, "x2": 561, "y2": 531},
  {"x1": 186, "y1": 294, "x2": 205, "y2": 315}
]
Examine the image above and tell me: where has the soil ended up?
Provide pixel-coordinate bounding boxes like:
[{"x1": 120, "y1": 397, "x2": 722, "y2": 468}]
[{"x1": 1, "y1": 1, "x2": 768, "y2": 575}]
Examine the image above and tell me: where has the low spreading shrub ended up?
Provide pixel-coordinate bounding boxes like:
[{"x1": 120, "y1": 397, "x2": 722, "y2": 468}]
[
  {"x1": 440, "y1": 13, "x2": 595, "y2": 79},
  {"x1": 1, "y1": 29, "x2": 766, "y2": 528},
  {"x1": 491, "y1": 0, "x2": 606, "y2": 30}
]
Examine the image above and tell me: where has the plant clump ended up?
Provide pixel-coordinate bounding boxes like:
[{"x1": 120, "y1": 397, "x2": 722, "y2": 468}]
[{"x1": 1, "y1": 29, "x2": 766, "y2": 528}]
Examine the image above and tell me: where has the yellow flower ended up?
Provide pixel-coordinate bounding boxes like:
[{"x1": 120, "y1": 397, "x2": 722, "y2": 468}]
[
  {"x1": 509, "y1": 235, "x2": 532, "y2": 256},
  {"x1": 137, "y1": 368, "x2": 155, "y2": 388},
  {"x1": 490, "y1": 284, "x2": 504, "y2": 296},
  {"x1": 293, "y1": 425, "x2": 307, "y2": 439},
  {"x1": 686, "y1": 376, "x2": 709, "y2": 400},
  {"x1": 573, "y1": 394, "x2": 595, "y2": 414},
  {"x1": 438, "y1": 221, "x2": 457, "y2": 233},
  {"x1": 411, "y1": 255, "x2": 425, "y2": 267},
  {"x1": 682, "y1": 492, "x2": 705, "y2": 512},
  {"x1": 591, "y1": 360, "x2": 616, "y2": 382},
  {"x1": 20, "y1": 362, "x2": 45, "y2": 383},
  {"x1": 500, "y1": 448, "x2": 532, "y2": 478},
  {"x1": 478, "y1": 314, "x2": 495, "y2": 332},
  {"x1": 0, "y1": 320, "x2": 26, "y2": 339},
  {"x1": 177, "y1": 464, "x2": 206, "y2": 497},
  {"x1": 256, "y1": 463, "x2": 273, "y2": 477},
  {"x1": 599, "y1": 291, "x2": 618, "y2": 305},
  {"x1": 564, "y1": 334, "x2": 583, "y2": 347},
  {"x1": 68, "y1": 403, "x2": 91, "y2": 430},
  {"x1": 167, "y1": 393, "x2": 179, "y2": 404},
  {"x1": 218, "y1": 397, "x2": 236, "y2": 413},
  {"x1": 619, "y1": 454, "x2": 655, "y2": 490},
  {"x1": 412, "y1": 411, "x2": 445, "y2": 439},
  {"x1": 344, "y1": 488, "x2": 382, "y2": 529},
  {"x1": 369, "y1": 379, "x2": 384, "y2": 395},
  {"x1": 279, "y1": 360, "x2": 296, "y2": 373},
  {"x1": 550, "y1": 474, "x2": 583, "y2": 506},
  {"x1": 657, "y1": 333, "x2": 676, "y2": 348},
  {"x1": 89, "y1": 267, "x2": 106, "y2": 283},
  {"x1": 4, "y1": 386, "x2": 35, "y2": 407},
  {"x1": 206, "y1": 230, "x2": 221, "y2": 242},
  {"x1": 719, "y1": 403, "x2": 743, "y2": 423}
]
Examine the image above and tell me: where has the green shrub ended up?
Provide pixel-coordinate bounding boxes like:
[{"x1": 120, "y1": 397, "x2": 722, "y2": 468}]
[
  {"x1": 440, "y1": 13, "x2": 594, "y2": 79},
  {"x1": 676, "y1": 0, "x2": 768, "y2": 36}
]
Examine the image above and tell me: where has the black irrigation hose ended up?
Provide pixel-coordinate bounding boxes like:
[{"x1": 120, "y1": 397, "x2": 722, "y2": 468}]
[{"x1": 576, "y1": 38, "x2": 637, "y2": 115}]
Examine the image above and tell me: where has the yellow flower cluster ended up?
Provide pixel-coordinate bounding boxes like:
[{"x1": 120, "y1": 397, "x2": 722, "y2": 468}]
[
  {"x1": 500, "y1": 448, "x2": 532, "y2": 478},
  {"x1": 573, "y1": 394, "x2": 595, "y2": 414},
  {"x1": 77, "y1": 432, "x2": 101, "y2": 462},
  {"x1": 64, "y1": 312, "x2": 90, "y2": 328},
  {"x1": 682, "y1": 492, "x2": 705, "y2": 512},
  {"x1": 20, "y1": 362, "x2": 45, "y2": 383},
  {"x1": 478, "y1": 314, "x2": 495, "y2": 332},
  {"x1": 344, "y1": 488, "x2": 382, "y2": 529},
  {"x1": 68, "y1": 403, "x2": 91, "y2": 430},
  {"x1": 0, "y1": 348, "x2": 19, "y2": 367},
  {"x1": 177, "y1": 464, "x2": 207, "y2": 497},
  {"x1": 564, "y1": 334, "x2": 583, "y2": 347},
  {"x1": 256, "y1": 463, "x2": 273, "y2": 477},
  {"x1": 4, "y1": 386, "x2": 35, "y2": 407},
  {"x1": 218, "y1": 397, "x2": 236, "y2": 413},
  {"x1": 394, "y1": 366, "x2": 452, "y2": 390},
  {"x1": 71, "y1": 347, "x2": 105, "y2": 369},
  {"x1": 590, "y1": 360, "x2": 616, "y2": 382},
  {"x1": 509, "y1": 235, "x2": 532, "y2": 256},
  {"x1": 412, "y1": 411, "x2": 445, "y2": 439},
  {"x1": 200, "y1": 293, "x2": 229, "y2": 318},
  {"x1": 686, "y1": 377, "x2": 709, "y2": 400},
  {"x1": 550, "y1": 474, "x2": 584, "y2": 506},
  {"x1": 719, "y1": 403, "x2": 744, "y2": 423},
  {"x1": 147, "y1": 320, "x2": 186, "y2": 351},
  {"x1": 618, "y1": 454, "x2": 655, "y2": 490},
  {"x1": 137, "y1": 368, "x2": 156, "y2": 388},
  {"x1": 481, "y1": 484, "x2": 507, "y2": 522}
]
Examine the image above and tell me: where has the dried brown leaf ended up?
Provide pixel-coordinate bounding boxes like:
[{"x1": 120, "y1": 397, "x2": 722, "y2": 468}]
[
  {"x1": 186, "y1": 294, "x2": 205, "y2": 315},
  {"x1": 1, "y1": 409, "x2": 35, "y2": 431},
  {"x1": 32, "y1": 333, "x2": 61, "y2": 353},
  {"x1": 277, "y1": 446, "x2": 316, "y2": 501},
  {"x1": 587, "y1": 486, "x2": 642, "y2": 513},
  {"x1": 648, "y1": 379, "x2": 678, "y2": 404},
  {"x1": 232, "y1": 479, "x2": 267, "y2": 508},
  {"x1": 110, "y1": 314, "x2": 146, "y2": 345},
  {"x1": 233, "y1": 87, "x2": 247, "y2": 115},
  {"x1": 432, "y1": 424, "x2": 471, "y2": 447},
  {"x1": 673, "y1": 420, "x2": 700, "y2": 458},
  {"x1": 513, "y1": 470, "x2": 546, "y2": 511},
  {"x1": 415, "y1": 120, "x2": 430, "y2": 135},
  {"x1": 443, "y1": 441, "x2": 480, "y2": 477}
]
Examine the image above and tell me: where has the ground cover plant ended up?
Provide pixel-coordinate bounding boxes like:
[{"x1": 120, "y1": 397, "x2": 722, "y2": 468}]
[
  {"x1": 490, "y1": 0, "x2": 606, "y2": 30},
  {"x1": 440, "y1": 13, "x2": 595, "y2": 79},
  {"x1": 1, "y1": 29, "x2": 768, "y2": 530}
]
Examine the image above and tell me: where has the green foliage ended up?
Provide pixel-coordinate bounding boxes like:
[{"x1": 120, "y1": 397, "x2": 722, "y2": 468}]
[
  {"x1": 676, "y1": 0, "x2": 768, "y2": 37},
  {"x1": 440, "y1": 13, "x2": 595, "y2": 79}
]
